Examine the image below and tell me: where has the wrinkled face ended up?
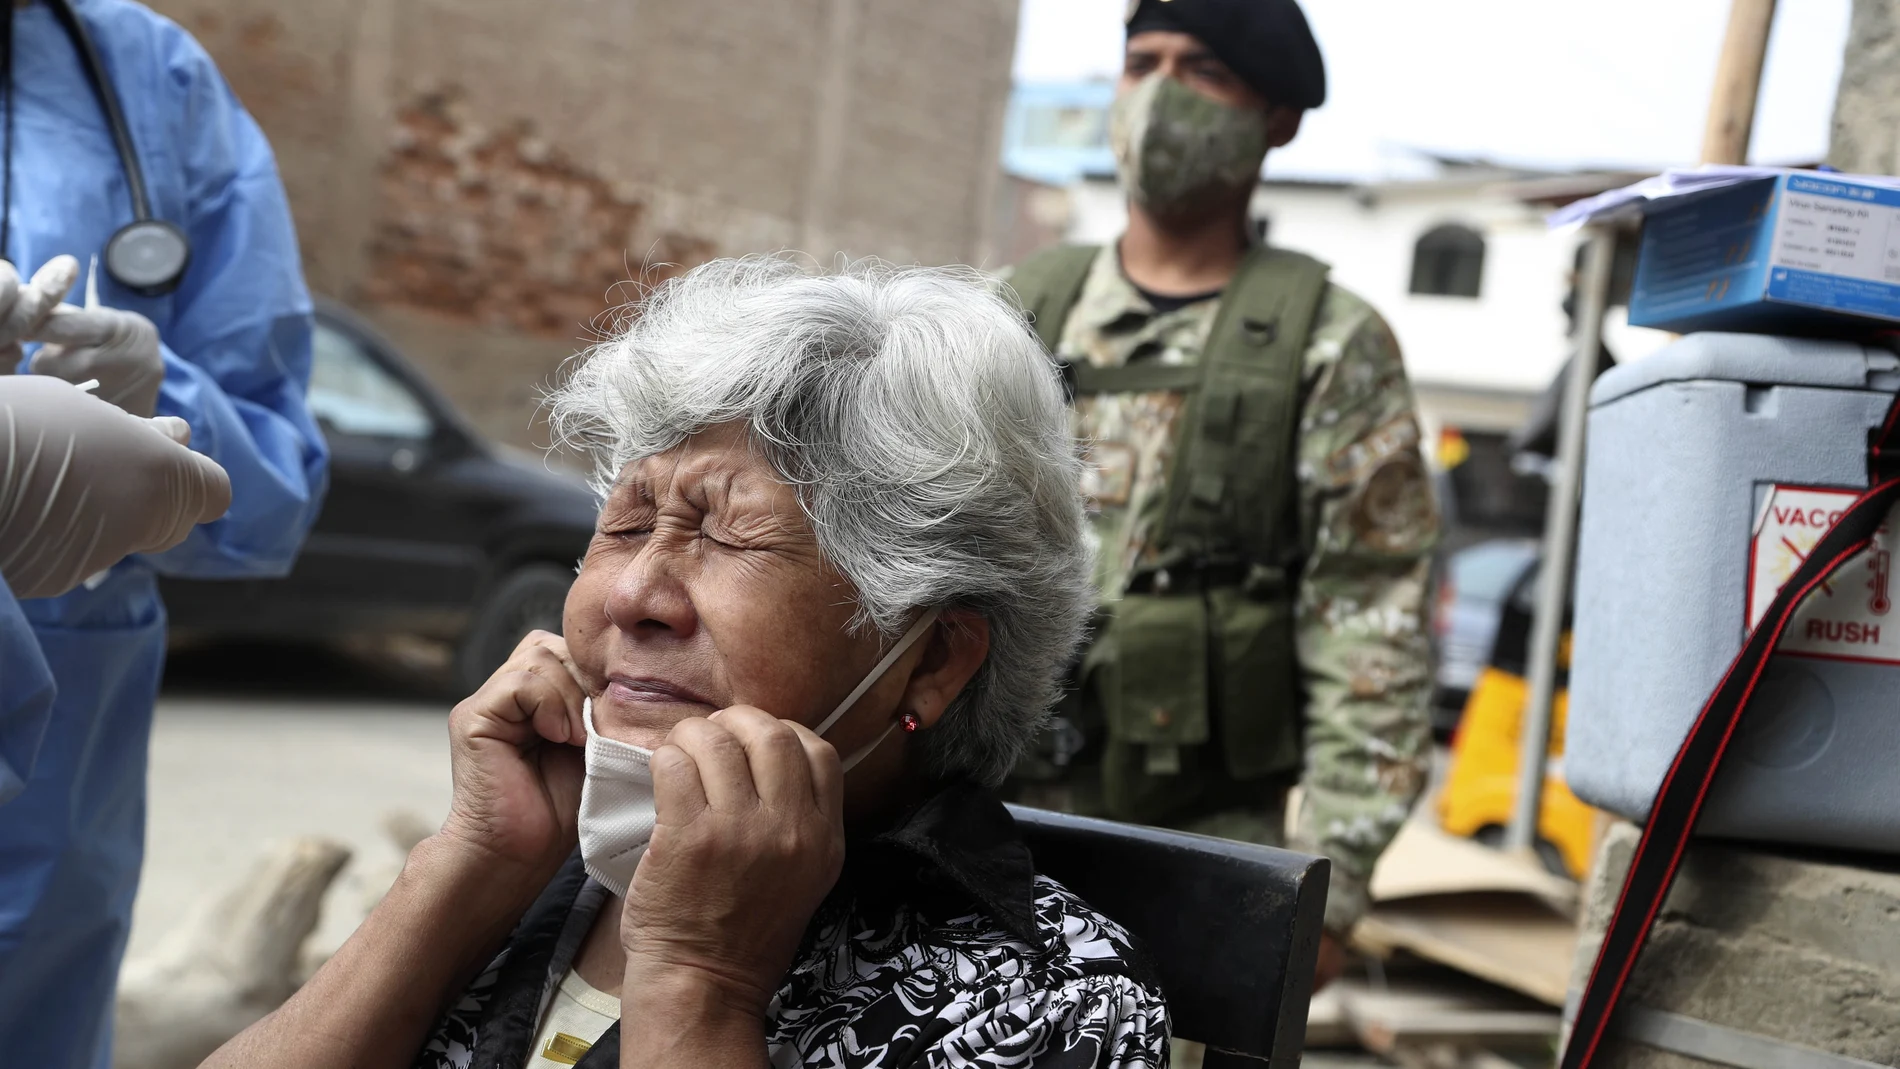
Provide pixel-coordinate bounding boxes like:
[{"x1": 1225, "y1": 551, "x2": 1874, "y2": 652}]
[{"x1": 563, "y1": 422, "x2": 904, "y2": 755}]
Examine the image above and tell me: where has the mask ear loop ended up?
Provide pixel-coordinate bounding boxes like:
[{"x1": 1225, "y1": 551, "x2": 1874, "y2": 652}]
[
  {"x1": 839, "y1": 719, "x2": 902, "y2": 773},
  {"x1": 813, "y1": 607, "x2": 943, "y2": 739},
  {"x1": 583, "y1": 607, "x2": 941, "y2": 764}
]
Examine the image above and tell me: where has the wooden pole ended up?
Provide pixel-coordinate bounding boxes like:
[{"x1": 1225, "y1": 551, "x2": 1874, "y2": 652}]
[{"x1": 1700, "y1": 0, "x2": 1779, "y2": 165}]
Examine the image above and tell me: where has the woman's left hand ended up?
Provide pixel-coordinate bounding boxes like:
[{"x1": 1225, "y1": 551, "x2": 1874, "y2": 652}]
[{"x1": 620, "y1": 705, "x2": 846, "y2": 1020}]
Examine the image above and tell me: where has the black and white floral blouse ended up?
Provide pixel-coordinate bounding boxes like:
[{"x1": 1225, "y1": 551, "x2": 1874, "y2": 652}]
[{"x1": 412, "y1": 782, "x2": 1170, "y2": 1068}]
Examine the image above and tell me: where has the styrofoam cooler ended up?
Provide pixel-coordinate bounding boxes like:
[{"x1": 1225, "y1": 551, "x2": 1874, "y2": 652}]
[{"x1": 1567, "y1": 332, "x2": 1900, "y2": 851}]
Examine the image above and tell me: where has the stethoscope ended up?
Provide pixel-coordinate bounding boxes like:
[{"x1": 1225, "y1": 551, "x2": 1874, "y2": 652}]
[{"x1": 0, "y1": 0, "x2": 191, "y2": 296}]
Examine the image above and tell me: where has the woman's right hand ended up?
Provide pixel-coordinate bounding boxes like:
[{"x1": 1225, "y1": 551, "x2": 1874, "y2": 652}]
[
  {"x1": 201, "y1": 631, "x2": 591, "y2": 1069},
  {"x1": 438, "y1": 630, "x2": 590, "y2": 880}
]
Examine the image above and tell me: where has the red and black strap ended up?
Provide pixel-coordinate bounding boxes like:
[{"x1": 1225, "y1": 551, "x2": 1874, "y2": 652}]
[{"x1": 1561, "y1": 389, "x2": 1900, "y2": 1069}]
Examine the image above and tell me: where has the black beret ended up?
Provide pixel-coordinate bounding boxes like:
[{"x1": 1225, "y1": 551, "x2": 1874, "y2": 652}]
[{"x1": 1125, "y1": 0, "x2": 1327, "y2": 110}]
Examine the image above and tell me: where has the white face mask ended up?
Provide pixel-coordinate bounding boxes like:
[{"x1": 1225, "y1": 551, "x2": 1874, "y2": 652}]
[{"x1": 577, "y1": 607, "x2": 943, "y2": 896}]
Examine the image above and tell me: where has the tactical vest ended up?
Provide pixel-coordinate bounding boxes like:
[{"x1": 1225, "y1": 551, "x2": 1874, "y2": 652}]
[{"x1": 1009, "y1": 244, "x2": 1330, "y2": 825}]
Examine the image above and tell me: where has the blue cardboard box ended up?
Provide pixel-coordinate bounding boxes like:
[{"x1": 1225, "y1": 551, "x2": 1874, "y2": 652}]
[{"x1": 1628, "y1": 173, "x2": 1900, "y2": 334}]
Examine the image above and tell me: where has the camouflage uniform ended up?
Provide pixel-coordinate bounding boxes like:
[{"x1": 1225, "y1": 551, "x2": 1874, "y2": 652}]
[{"x1": 1005, "y1": 247, "x2": 1436, "y2": 933}]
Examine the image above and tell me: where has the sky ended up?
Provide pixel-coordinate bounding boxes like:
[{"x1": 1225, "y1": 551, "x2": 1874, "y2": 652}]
[{"x1": 1012, "y1": 0, "x2": 1853, "y2": 180}]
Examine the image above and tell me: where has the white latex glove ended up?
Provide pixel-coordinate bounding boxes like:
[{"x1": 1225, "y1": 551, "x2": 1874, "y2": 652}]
[
  {"x1": 0, "y1": 255, "x2": 80, "y2": 369},
  {"x1": 31, "y1": 303, "x2": 164, "y2": 418},
  {"x1": 0, "y1": 376, "x2": 231, "y2": 599}
]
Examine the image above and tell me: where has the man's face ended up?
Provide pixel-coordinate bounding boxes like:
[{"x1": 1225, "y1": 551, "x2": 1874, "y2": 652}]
[{"x1": 1120, "y1": 30, "x2": 1270, "y2": 114}]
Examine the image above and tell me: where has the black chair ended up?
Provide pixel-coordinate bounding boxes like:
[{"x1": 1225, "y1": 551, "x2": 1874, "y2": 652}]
[{"x1": 1007, "y1": 805, "x2": 1330, "y2": 1068}]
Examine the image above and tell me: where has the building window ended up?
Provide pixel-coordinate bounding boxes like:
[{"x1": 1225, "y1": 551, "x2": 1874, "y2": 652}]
[{"x1": 1410, "y1": 224, "x2": 1486, "y2": 298}]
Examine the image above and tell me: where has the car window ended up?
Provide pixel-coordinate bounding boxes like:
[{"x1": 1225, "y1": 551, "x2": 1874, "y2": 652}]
[
  {"x1": 1451, "y1": 541, "x2": 1538, "y2": 602},
  {"x1": 308, "y1": 323, "x2": 433, "y2": 440}
]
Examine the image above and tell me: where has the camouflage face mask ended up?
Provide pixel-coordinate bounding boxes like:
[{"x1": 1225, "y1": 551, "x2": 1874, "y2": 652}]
[{"x1": 1109, "y1": 73, "x2": 1270, "y2": 216}]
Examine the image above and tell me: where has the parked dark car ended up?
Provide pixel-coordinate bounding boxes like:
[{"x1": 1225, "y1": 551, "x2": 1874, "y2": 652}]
[
  {"x1": 1429, "y1": 537, "x2": 1540, "y2": 737},
  {"x1": 160, "y1": 298, "x2": 599, "y2": 694}
]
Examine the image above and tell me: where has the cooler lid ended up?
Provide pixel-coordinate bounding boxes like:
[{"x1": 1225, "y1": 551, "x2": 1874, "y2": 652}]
[{"x1": 1589, "y1": 332, "x2": 1900, "y2": 407}]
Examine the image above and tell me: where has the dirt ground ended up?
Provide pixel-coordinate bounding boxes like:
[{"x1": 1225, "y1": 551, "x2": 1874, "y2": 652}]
[{"x1": 130, "y1": 644, "x2": 454, "y2": 961}]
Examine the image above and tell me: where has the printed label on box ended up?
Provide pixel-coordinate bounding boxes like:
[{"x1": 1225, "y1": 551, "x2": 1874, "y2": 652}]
[
  {"x1": 1771, "y1": 177, "x2": 1900, "y2": 279},
  {"x1": 1748, "y1": 484, "x2": 1898, "y2": 664},
  {"x1": 1765, "y1": 178, "x2": 1900, "y2": 322}
]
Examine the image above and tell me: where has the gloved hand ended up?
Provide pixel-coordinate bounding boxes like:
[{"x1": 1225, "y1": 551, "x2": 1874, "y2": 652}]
[
  {"x1": 0, "y1": 255, "x2": 80, "y2": 369},
  {"x1": 0, "y1": 376, "x2": 231, "y2": 599},
  {"x1": 30, "y1": 303, "x2": 165, "y2": 418}
]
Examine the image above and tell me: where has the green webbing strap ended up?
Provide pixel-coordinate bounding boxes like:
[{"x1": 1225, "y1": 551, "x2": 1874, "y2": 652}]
[
  {"x1": 1006, "y1": 244, "x2": 1099, "y2": 354},
  {"x1": 1158, "y1": 247, "x2": 1330, "y2": 562},
  {"x1": 1068, "y1": 363, "x2": 1204, "y2": 394}
]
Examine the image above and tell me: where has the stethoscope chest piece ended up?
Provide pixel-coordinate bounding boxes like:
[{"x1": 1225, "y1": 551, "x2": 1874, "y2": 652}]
[
  {"x1": 1, "y1": 0, "x2": 195, "y2": 297},
  {"x1": 104, "y1": 218, "x2": 188, "y2": 296}
]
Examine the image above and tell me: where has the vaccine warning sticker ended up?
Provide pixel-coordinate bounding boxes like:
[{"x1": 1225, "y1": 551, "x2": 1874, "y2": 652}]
[{"x1": 1748, "y1": 484, "x2": 1897, "y2": 664}]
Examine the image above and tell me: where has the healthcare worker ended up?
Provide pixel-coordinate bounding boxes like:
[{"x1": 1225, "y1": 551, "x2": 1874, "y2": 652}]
[
  {"x1": 0, "y1": 371, "x2": 234, "y2": 805},
  {"x1": 0, "y1": 2, "x2": 328, "y2": 1066}
]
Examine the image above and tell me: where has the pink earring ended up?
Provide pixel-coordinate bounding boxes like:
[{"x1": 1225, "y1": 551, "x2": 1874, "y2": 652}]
[{"x1": 899, "y1": 712, "x2": 921, "y2": 733}]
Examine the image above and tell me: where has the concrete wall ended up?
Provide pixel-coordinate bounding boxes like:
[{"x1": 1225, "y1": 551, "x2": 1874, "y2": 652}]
[
  {"x1": 146, "y1": 0, "x2": 1020, "y2": 447},
  {"x1": 1829, "y1": 0, "x2": 1900, "y2": 176},
  {"x1": 1568, "y1": 821, "x2": 1900, "y2": 1068}
]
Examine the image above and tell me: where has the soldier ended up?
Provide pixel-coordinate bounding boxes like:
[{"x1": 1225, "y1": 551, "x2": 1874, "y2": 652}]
[{"x1": 1003, "y1": 0, "x2": 1438, "y2": 985}]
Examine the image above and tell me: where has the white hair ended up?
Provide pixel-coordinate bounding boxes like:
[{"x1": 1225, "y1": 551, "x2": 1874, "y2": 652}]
[{"x1": 549, "y1": 255, "x2": 1092, "y2": 786}]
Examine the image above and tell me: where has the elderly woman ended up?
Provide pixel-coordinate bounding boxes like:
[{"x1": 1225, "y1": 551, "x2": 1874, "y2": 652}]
[{"x1": 201, "y1": 258, "x2": 1167, "y2": 1069}]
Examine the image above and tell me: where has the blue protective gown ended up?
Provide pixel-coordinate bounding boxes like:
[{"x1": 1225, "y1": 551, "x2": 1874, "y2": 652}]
[
  {"x1": 0, "y1": 573, "x2": 55, "y2": 807},
  {"x1": 0, "y1": 3, "x2": 327, "y2": 1065}
]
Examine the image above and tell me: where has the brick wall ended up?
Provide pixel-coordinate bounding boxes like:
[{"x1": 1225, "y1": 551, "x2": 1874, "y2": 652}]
[{"x1": 145, "y1": 0, "x2": 1020, "y2": 448}]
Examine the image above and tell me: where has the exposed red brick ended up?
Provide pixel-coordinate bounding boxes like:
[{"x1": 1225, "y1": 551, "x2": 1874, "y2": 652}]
[
  {"x1": 236, "y1": 13, "x2": 281, "y2": 50},
  {"x1": 364, "y1": 89, "x2": 716, "y2": 337}
]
